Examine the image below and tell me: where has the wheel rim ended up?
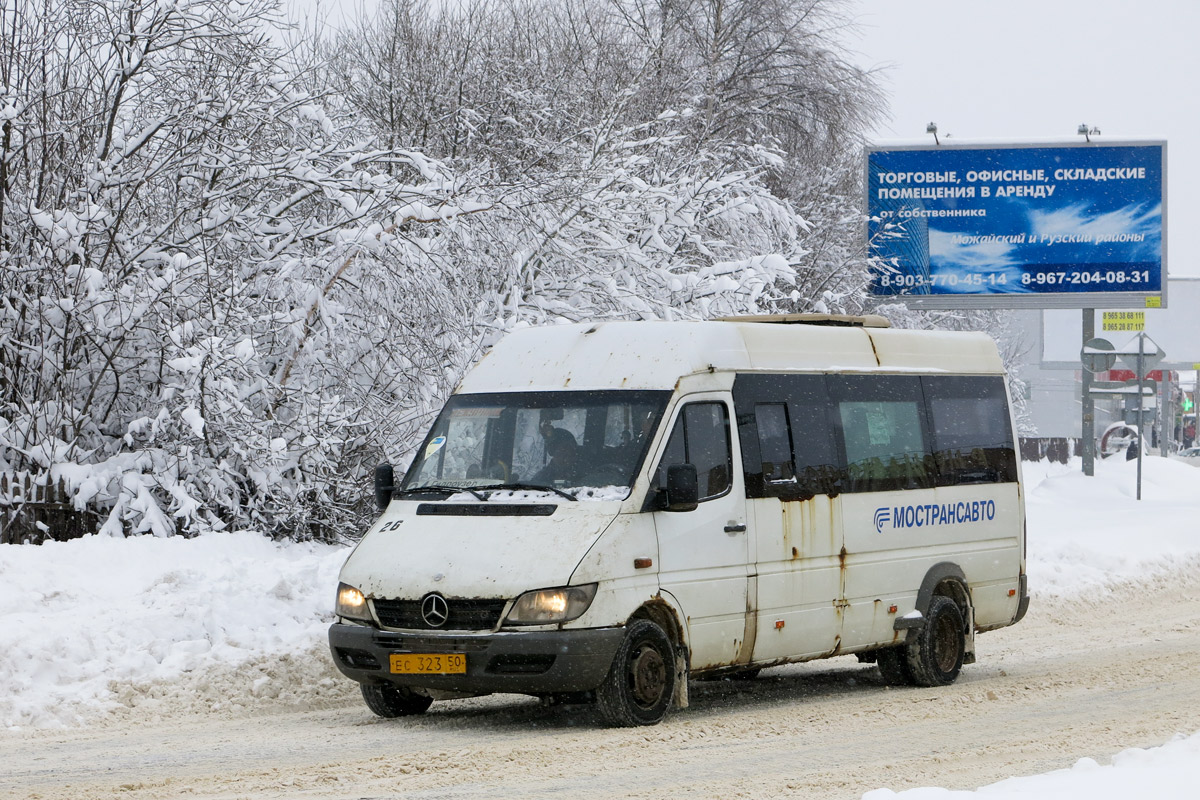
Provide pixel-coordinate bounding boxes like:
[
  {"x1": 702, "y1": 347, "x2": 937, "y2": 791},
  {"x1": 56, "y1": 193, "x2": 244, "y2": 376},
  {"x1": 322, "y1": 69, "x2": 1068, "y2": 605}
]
[
  {"x1": 629, "y1": 643, "x2": 667, "y2": 707},
  {"x1": 932, "y1": 611, "x2": 960, "y2": 672}
]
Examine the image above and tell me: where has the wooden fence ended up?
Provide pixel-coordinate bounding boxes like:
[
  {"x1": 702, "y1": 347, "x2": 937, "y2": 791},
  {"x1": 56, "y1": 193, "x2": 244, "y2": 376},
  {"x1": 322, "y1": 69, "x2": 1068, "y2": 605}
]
[
  {"x1": 1019, "y1": 437, "x2": 1080, "y2": 464},
  {"x1": 0, "y1": 472, "x2": 98, "y2": 545}
]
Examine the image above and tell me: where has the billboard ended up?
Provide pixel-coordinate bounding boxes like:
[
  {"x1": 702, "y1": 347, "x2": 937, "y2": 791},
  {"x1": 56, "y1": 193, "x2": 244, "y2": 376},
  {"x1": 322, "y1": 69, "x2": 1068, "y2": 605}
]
[{"x1": 865, "y1": 141, "x2": 1166, "y2": 309}]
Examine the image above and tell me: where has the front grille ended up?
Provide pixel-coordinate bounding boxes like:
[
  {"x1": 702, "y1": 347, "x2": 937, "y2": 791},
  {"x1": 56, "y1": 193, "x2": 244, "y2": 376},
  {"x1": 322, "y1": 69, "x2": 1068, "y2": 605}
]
[
  {"x1": 416, "y1": 503, "x2": 556, "y2": 517},
  {"x1": 372, "y1": 598, "x2": 508, "y2": 631},
  {"x1": 371, "y1": 634, "x2": 491, "y2": 653}
]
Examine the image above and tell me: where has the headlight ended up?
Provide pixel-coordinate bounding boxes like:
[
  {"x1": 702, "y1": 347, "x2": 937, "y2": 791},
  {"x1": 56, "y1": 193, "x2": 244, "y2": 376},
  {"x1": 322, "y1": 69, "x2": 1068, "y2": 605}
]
[
  {"x1": 505, "y1": 584, "x2": 598, "y2": 625},
  {"x1": 335, "y1": 582, "x2": 371, "y2": 622}
]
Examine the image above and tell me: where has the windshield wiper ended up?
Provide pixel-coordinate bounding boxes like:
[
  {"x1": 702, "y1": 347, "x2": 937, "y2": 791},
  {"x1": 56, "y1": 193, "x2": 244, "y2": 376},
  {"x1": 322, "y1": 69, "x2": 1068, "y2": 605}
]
[
  {"x1": 470, "y1": 482, "x2": 579, "y2": 502},
  {"x1": 395, "y1": 485, "x2": 487, "y2": 501}
]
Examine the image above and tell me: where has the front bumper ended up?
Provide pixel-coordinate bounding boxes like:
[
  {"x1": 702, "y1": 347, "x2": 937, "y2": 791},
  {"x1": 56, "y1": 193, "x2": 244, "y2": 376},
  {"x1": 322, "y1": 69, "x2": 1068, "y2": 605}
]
[{"x1": 328, "y1": 622, "x2": 625, "y2": 695}]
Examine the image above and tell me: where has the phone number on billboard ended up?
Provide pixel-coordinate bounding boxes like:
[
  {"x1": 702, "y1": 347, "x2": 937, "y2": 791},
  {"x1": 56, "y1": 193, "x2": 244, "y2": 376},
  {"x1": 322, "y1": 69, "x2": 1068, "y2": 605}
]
[
  {"x1": 877, "y1": 274, "x2": 1010, "y2": 288},
  {"x1": 877, "y1": 269, "x2": 1152, "y2": 290},
  {"x1": 1020, "y1": 269, "x2": 1153, "y2": 286}
]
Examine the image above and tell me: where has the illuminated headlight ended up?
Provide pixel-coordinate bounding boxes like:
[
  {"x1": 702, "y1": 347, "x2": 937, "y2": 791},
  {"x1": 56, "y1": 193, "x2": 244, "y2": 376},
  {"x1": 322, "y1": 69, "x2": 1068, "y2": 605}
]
[
  {"x1": 335, "y1": 582, "x2": 371, "y2": 622},
  {"x1": 505, "y1": 584, "x2": 598, "y2": 625}
]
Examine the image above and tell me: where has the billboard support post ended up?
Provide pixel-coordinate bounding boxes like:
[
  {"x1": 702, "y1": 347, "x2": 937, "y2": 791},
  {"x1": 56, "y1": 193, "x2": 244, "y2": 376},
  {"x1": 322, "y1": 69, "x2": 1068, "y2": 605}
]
[
  {"x1": 1082, "y1": 309, "x2": 1095, "y2": 476},
  {"x1": 1136, "y1": 333, "x2": 1145, "y2": 501}
]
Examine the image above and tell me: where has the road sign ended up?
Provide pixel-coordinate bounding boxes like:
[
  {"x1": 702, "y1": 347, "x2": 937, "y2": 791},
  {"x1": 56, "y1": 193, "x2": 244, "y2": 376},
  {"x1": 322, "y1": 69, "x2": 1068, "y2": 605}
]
[
  {"x1": 1123, "y1": 382, "x2": 1158, "y2": 406},
  {"x1": 1089, "y1": 382, "x2": 1156, "y2": 396},
  {"x1": 1081, "y1": 337, "x2": 1116, "y2": 373},
  {"x1": 1114, "y1": 333, "x2": 1165, "y2": 378}
]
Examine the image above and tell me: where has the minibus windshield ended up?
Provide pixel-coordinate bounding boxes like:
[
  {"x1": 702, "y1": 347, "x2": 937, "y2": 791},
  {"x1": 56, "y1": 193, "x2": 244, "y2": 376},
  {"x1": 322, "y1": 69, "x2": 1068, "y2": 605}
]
[{"x1": 401, "y1": 390, "x2": 671, "y2": 500}]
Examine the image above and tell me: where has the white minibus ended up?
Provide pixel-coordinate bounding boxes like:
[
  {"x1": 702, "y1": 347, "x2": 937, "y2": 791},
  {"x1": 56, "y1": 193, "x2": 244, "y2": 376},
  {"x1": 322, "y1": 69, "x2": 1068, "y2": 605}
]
[{"x1": 329, "y1": 315, "x2": 1028, "y2": 726}]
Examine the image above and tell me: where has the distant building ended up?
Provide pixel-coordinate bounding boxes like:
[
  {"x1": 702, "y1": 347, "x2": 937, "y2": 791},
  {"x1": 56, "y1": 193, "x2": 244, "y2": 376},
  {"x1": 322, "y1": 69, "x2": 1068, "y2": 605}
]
[{"x1": 1009, "y1": 278, "x2": 1200, "y2": 452}]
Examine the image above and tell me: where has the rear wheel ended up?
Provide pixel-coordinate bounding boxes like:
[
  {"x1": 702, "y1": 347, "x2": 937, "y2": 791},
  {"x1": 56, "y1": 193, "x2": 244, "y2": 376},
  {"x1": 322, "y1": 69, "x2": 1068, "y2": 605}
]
[
  {"x1": 595, "y1": 620, "x2": 676, "y2": 727},
  {"x1": 360, "y1": 683, "x2": 434, "y2": 718},
  {"x1": 906, "y1": 595, "x2": 966, "y2": 686}
]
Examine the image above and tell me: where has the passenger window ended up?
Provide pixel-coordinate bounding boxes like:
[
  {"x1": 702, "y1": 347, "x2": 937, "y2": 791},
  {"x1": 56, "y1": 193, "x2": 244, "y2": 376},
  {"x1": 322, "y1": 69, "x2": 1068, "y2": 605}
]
[
  {"x1": 655, "y1": 402, "x2": 732, "y2": 501},
  {"x1": 830, "y1": 376, "x2": 933, "y2": 492},
  {"x1": 755, "y1": 404, "x2": 795, "y2": 484},
  {"x1": 732, "y1": 373, "x2": 839, "y2": 499},
  {"x1": 923, "y1": 376, "x2": 1017, "y2": 484}
]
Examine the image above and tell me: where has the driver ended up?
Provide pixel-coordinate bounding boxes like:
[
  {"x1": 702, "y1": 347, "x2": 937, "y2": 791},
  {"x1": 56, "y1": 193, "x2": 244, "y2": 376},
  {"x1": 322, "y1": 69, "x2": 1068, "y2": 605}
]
[{"x1": 532, "y1": 427, "x2": 581, "y2": 485}]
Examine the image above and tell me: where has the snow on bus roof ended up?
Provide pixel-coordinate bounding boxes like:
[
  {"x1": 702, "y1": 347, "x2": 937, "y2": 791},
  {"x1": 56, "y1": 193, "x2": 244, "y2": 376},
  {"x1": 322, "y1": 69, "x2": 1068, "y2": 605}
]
[{"x1": 457, "y1": 320, "x2": 1004, "y2": 393}]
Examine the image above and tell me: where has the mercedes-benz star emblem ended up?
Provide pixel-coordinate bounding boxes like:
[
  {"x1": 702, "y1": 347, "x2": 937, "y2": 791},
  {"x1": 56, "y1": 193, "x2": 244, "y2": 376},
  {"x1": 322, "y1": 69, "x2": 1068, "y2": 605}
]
[{"x1": 421, "y1": 593, "x2": 449, "y2": 628}]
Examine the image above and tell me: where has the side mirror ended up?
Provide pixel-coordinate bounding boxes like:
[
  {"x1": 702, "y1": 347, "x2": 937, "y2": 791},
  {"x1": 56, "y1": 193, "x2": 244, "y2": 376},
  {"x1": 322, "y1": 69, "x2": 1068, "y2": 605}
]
[
  {"x1": 374, "y1": 462, "x2": 394, "y2": 511},
  {"x1": 665, "y1": 464, "x2": 699, "y2": 512}
]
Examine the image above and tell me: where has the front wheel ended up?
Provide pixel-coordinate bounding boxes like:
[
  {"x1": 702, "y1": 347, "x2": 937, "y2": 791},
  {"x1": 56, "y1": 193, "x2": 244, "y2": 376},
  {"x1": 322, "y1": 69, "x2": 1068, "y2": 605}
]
[
  {"x1": 360, "y1": 683, "x2": 434, "y2": 718},
  {"x1": 595, "y1": 620, "x2": 676, "y2": 727}
]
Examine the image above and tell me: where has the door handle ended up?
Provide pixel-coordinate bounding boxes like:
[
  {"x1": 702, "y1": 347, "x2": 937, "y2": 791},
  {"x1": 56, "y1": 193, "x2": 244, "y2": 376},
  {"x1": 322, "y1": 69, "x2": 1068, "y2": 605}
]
[{"x1": 724, "y1": 523, "x2": 747, "y2": 533}]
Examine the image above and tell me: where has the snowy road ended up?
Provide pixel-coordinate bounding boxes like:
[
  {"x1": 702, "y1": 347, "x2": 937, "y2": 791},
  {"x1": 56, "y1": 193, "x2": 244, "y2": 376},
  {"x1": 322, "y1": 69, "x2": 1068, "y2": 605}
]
[{"x1": 4, "y1": 566, "x2": 1199, "y2": 800}]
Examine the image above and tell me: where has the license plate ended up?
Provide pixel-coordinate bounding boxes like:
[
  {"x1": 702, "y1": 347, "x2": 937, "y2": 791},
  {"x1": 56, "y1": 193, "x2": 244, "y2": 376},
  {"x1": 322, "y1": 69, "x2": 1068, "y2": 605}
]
[{"x1": 389, "y1": 653, "x2": 467, "y2": 675}]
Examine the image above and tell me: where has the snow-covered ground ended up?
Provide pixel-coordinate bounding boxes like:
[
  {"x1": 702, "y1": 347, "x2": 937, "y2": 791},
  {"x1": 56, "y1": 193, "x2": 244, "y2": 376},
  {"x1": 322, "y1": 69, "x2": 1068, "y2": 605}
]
[
  {"x1": 2, "y1": 455, "x2": 1199, "y2": 798},
  {"x1": 1021, "y1": 454, "x2": 1200, "y2": 596},
  {"x1": 864, "y1": 731, "x2": 1200, "y2": 800},
  {"x1": 0, "y1": 531, "x2": 349, "y2": 730}
]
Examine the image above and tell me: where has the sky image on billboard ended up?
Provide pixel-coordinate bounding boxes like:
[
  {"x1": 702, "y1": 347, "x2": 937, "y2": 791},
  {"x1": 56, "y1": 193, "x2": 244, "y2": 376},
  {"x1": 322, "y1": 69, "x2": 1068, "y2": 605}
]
[{"x1": 866, "y1": 143, "x2": 1164, "y2": 300}]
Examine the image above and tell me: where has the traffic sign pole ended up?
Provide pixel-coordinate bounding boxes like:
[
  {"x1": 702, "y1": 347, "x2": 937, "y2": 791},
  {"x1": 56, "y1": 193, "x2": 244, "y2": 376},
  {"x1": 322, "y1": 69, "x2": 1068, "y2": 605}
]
[
  {"x1": 1161, "y1": 371, "x2": 1172, "y2": 455},
  {"x1": 1136, "y1": 332, "x2": 1144, "y2": 500},
  {"x1": 1082, "y1": 310, "x2": 1095, "y2": 477}
]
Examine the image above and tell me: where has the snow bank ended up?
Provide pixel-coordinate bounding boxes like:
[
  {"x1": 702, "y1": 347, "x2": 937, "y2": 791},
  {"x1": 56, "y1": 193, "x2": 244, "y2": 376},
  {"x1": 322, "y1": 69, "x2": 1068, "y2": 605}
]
[
  {"x1": 0, "y1": 531, "x2": 349, "y2": 729},
  {"x1": 863, "y1": 731, "x2": 1200, "y2": 800},
  {"x1": 1023, "y1": 455, "x2": 1200, "y2": 596}
]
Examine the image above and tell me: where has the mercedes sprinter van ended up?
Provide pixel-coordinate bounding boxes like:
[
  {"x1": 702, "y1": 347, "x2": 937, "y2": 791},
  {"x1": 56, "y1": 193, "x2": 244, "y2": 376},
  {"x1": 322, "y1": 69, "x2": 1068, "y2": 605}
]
[{"x1": 329, "y1": 315, "x2": 1028, "y2": 726}]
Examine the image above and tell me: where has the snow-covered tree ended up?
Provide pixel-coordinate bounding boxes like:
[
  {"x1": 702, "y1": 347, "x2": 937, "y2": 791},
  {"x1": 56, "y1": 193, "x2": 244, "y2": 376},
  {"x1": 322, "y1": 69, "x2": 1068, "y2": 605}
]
[
  {"x1": 315, "y1": 2, "x2": 885, "y2": 318},
  {"x1": 0, "y1": 0, "x2": 490, "y2": 540},
  {"x1": 2, "y1": 0, "x2": 885, "y2": 542}
]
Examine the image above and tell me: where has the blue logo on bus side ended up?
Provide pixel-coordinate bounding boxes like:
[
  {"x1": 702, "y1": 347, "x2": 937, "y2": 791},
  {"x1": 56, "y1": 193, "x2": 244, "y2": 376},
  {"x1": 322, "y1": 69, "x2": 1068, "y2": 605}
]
[{"x1": 874, "y1": 500, "x2": 997, "y2": 533}]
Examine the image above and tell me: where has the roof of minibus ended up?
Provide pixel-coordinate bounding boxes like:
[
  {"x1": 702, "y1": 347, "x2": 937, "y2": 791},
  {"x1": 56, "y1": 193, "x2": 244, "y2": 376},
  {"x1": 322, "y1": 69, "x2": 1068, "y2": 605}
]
[{"x1": 457, "y1": 320, "x2": 1005, "y2": 393}]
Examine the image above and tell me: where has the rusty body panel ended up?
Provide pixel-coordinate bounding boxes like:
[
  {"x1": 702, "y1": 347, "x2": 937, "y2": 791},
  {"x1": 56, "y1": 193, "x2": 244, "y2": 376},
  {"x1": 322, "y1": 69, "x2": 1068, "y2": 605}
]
[{"x1": 749, "y1": 494, "x2": 843, "y2": 663}]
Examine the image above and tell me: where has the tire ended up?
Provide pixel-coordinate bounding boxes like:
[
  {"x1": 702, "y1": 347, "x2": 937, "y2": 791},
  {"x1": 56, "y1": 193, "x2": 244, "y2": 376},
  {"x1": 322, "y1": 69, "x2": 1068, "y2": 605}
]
[
  {"x1": 905, "y1": 595, "x2": 965, "y2": 687},
  {"x1": 595, "y1": 620, "x2": 676, "y2": 727},
  {"x1": 876, "y1": 646, "x2": 915, "y2": 686},
  {"x1": 360, "y1": 683, "x2": 434, "y2": 718}
]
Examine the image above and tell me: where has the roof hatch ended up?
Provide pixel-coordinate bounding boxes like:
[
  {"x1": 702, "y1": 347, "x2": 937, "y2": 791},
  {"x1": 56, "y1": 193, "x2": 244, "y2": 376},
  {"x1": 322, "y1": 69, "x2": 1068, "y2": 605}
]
[{"x1": 717, "y1": 313, "x2": 891, "y2": 328}]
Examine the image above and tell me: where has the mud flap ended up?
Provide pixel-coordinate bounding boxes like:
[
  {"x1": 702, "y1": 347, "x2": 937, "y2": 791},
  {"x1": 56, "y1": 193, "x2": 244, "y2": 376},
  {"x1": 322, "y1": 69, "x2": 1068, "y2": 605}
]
[
  {"x1": 673, "y1": 644, "x2": 690, "y2": 709},
  {"x1": 963, "y1": 603, "x2": 977, "y2": 665}
]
